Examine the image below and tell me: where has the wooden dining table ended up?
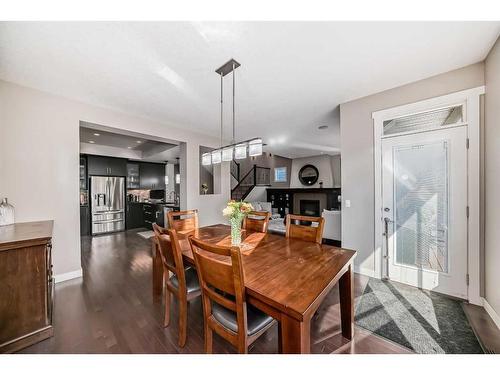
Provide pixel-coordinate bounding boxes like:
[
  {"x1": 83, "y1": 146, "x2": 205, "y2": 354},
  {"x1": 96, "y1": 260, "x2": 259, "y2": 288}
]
[{"x1": 152, "y1": 224, "x2": 356, "y2": 354}]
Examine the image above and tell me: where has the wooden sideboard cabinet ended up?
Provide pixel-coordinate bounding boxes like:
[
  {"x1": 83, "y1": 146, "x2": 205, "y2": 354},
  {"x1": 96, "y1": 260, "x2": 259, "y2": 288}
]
[{"x1": 0, "y1": 220, "x2": 54, "y2": 353}]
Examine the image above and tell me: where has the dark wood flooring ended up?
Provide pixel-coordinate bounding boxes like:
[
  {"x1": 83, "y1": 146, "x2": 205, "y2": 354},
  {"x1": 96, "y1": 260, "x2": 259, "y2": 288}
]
[
  {"x1": 18, "y1": 229, "x2": 494, "y2": 354},
  {"x1": 463, "y1": 303, "x2": 500, "y2": 354}
]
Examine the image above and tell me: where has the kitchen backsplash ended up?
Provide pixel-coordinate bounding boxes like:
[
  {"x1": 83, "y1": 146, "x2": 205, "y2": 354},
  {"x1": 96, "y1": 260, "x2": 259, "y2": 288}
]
[{"x1": 127, "y1": 189, "x2": 151, "y2": 202}]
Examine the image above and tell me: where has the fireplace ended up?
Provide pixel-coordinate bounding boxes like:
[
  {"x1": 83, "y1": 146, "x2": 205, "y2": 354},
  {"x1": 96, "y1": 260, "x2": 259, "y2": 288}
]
[{"x1": 300, "y1": 199, "x2": 320, "y2": 217}]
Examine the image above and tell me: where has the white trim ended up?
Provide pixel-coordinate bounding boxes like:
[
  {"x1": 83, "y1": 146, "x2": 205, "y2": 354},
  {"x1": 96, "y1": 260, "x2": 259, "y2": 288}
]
[
  {"x1": 54, "y1": 268, "x2": 83, "y2": 283},
  {"x1": 372, "y1": 86, "x2": 485, "y2": 304},
  {"x1": 482, "y1": 298, "x2": 500, "y2": 330},
  {"x1": 467, "y1": 89, "x2": 483, "y2": 305}
]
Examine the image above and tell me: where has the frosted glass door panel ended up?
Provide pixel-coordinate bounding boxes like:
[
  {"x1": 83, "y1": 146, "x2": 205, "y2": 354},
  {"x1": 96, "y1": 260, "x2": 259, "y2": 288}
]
[
  {"x1": 393, "y1": 142, "x2": 449, "y2": 273},
  {"x1": 382, "y1": 125, "x2": 467, "y2": 299}
]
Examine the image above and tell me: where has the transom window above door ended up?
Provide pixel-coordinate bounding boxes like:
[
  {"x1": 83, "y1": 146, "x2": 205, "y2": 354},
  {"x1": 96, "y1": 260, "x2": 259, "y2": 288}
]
[{"x1": 382, "y1": 104, "x2": 464, "y2": 137}]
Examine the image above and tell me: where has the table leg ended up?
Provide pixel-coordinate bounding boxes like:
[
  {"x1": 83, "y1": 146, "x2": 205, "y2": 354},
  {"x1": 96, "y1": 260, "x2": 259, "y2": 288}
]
[
  {"x1": 152, "y1": 239, "x2": 163, "y2": 298},
  {"x1": 280, "y1": 314, "x2": 311, "y2": 354},
  {"x1": 339, "y1": 264, "x2": 354, "y2": 340}
]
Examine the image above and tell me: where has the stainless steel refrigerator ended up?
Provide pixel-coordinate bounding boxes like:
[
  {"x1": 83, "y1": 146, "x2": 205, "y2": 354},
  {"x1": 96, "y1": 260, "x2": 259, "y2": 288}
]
[{"x1": 90, "y1": 176, "x2": 125, "y2": 235}]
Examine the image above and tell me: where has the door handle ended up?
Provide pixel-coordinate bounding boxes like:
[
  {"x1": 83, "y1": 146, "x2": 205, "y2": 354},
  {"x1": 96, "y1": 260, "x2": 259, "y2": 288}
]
[
  {"x1": 383, "y1": 217, "x2": 393, "y2": 279},
  {"x1": 383, "y1": 217, "x2": 393, "y2": 238}
]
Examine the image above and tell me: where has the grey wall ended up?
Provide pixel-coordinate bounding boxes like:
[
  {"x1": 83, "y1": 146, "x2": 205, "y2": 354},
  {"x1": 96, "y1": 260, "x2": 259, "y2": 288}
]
[
  {"x1": 485, "y1": 37, "x2": 500, "y2": 317},
  {"x1": 340, "y1": 62, "x2": 485, "y2": 275},
  {"x1": 236, "y1": 152, "x2": 292, "y2": 188},
  {"x1": 289, "y1": 154, "x2": 340, "y2": 188}
]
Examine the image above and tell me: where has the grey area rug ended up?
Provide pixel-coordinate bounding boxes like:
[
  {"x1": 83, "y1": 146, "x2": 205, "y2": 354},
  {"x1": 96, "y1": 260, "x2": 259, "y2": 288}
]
[{"x1": 355, "y1": 278, "x2": 483, "y2": 354}]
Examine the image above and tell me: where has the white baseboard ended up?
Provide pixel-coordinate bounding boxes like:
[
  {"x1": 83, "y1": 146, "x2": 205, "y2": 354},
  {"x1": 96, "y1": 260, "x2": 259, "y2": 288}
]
[
  {"x1": 54, "y1": 268, "x2": 83, "y2": 283},
  {"x1": 482, "y1": 298, "x2": 500, "y2": 330},
  {"x1": 354, "y1": 265, "x2": 376, "y2": 278}
]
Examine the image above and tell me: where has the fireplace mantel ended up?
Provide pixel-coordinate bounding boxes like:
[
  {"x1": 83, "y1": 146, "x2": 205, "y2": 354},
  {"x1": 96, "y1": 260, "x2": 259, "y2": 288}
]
[{"x1": 267, "y1": 187, "x2": 339, "y2": 194}]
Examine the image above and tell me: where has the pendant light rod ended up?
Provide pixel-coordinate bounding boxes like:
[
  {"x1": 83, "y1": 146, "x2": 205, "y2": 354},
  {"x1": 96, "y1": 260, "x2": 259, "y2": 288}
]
[
  {"x1": 220, "y1": 72, "x2": 223, "y2": 148},
  {"x1": 232, "y1": 61, "x2": 236, "y2": 144}
]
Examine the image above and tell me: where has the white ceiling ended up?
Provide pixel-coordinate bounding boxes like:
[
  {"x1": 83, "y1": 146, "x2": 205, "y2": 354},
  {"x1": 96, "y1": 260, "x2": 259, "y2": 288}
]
[{"x1": 1, "y1": 22, "x2": 499, "y2": 158}]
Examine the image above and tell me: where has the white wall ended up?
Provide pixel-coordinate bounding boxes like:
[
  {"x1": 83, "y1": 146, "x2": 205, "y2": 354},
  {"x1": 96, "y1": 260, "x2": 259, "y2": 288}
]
[
  {"x1": 485, "y1": 37, "x2": 500, "y2": 321},
  {"x1": 330, "y1": 154, "x2": 341, "y2": 188},
  {"x1": 289, "y1": 154, "x2": 338, "y2": 188},
  {"x1": 244, "y1": 186, "x2": 268, "y2": 203},
  {"x1": 0, "y1": 80, "x2": 230, "y2": 278},
  {"x1": 340, "y1": 62, "x2": 485, "y2": 276}
]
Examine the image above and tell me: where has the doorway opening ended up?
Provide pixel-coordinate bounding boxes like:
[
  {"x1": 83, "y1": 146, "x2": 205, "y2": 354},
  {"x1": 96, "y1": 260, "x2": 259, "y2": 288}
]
[{"x1": 78, "y1": 121, "x2": 184, "y2": 237}]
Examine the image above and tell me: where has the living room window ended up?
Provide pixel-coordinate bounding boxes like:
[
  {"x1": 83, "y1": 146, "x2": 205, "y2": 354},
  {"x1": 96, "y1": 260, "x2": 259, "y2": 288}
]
[{"x1": 274, "y1": 167, "x2": 287, "y2": 182}]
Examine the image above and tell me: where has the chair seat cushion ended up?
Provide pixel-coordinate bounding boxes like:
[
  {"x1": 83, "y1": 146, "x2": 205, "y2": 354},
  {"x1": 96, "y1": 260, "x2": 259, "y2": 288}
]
[
  {"x1": 212, "y1": 300, "x2": 274, "y2": 336},
  {"x1": 169, "y1": 267, "x2": 200, "y2": 293}
]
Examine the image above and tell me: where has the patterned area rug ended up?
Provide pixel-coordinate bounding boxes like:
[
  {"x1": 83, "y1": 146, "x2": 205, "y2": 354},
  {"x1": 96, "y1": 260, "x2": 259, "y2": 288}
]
[{"x1": 355, "y1": 278, "x2": 483, "y2": 354}]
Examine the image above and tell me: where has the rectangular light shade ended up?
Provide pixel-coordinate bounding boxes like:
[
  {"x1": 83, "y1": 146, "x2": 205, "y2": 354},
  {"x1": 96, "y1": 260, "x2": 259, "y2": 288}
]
[
  {"x1": 201, "y1": 152, "x2": 212, "y2": 165},
  {"x1": 175, "y1": 174, "x2": 181, "y2": 184},
  {"x1": 248, "y1": 139, "x2": 263, "y2": 157},
  {"x1": 211, "y1": 149, "x2": 222, "y2": 164},
  {"x1": 234, "y1": 143, "x2": 247, "y2": 159},
  {"x1": 222, "y1": 146, "x2": 233, "y2": 161}
]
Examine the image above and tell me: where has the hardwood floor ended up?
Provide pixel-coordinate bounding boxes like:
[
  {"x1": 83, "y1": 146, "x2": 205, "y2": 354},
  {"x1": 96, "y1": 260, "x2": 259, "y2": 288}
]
[
  {"x1": 20, "y1": 230, "x2": 413, "y2": 354},
  {"x1": 463, "y1": 303, "x2": 500, "y2": 354}
]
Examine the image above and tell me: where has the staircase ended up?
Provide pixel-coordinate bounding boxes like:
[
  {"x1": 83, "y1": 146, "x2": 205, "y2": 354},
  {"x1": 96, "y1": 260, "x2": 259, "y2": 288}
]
[
  {"x1": 230, "y1": 160, "x2": 240, "y2": 182},
  {"x1": 231, "y1": 165, "x2": 271, "y2": 201}
]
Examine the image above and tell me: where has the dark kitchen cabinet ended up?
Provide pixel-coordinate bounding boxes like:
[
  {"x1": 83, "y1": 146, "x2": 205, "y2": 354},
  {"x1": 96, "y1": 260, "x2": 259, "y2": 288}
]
[
  {"x1": 80, "y1": 206, "x2": 90, "y2": 236},
  {"x1": 142, "y1": 203, "x2": 165, "y2": 229},
  {"x1": 126, "y1": 203, "x2": 144, "y2": 229},
  {"x1": 79, "y1": 156, "x2": 87, "y2": 189},
  {"x1": 87, "y1": 155, "x2": 127, "y2": 176},
  {"x1": 127, "y1": 163, "x2": 140, "y2": 189},
  {"x1": 139, "y1": 162, "x2": 166, "y2": 190}
]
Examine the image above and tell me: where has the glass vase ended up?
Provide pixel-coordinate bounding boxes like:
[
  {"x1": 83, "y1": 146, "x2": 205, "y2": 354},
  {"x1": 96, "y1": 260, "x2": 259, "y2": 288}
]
[
  {"x1": 0, "y1": 198, "x2": 15, "y2": 226},
  {"x1": 230, "y1": 216, "x2": 243, "y2": 246}
]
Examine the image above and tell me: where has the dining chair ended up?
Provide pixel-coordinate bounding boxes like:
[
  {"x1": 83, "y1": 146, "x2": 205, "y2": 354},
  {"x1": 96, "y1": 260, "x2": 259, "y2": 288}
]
[
  {"x1": 285, "y1": 214, "x2": 325, "y2": 244},
  {"x1": 153, "y1": 224, "x2": 201, "y2": 347},
  {"x1": 188, "y1": 236, "x2": 276, "y2": 354},
  {"x1": 167, "y1": 209, "x2": 199, "y2": 233},
  {"x1": 243, "y1": 211, "x2": 270, "y2": 233}
]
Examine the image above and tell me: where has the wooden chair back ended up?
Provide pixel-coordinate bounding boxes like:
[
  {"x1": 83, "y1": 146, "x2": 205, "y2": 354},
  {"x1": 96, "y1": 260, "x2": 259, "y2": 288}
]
[
  {"x1": 285, "y1": 214, "x2": 325, "y2": 244},
  {"x1": 167, "y1": 209, "x2": 199, "y2": 232},
  {"x1": 188, "y1": 236, "x2": 247, "y2": 336},
  {"x1": 243, "y1": 211, "x2": 270, "y2": 233},
  {"x1": 153, "y1": 224, "x2": 186, "y2": 291}
]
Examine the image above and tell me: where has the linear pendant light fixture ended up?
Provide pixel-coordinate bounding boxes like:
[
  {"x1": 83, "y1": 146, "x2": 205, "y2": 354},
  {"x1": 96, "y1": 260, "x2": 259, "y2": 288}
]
[{"x1": 202, "y1": 59, "x2": 263, "y2": 166}]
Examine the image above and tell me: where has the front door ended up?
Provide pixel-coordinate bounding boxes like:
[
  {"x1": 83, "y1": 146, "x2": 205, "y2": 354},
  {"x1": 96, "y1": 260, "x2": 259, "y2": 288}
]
[{"x1": 381, "y1": 126, "x2": 468, "y2": 299}]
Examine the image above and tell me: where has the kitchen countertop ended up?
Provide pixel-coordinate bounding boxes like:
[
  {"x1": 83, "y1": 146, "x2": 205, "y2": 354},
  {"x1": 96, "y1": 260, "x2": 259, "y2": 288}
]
[{"x1": 128, "y1": 201, "x2": 179, "y2": 207}]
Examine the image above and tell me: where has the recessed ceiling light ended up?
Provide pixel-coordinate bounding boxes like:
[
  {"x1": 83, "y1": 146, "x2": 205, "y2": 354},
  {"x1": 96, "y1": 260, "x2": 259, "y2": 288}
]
[
  {"x1": 88, "y1": 140, "x2": 95, "y2": 144},
  {"x1": 136, "y1": 140, "x2": 142, "y2": 144},
  {"x1": 127, "y1": 146, "x2": 132, "y2": 149},
  {"x1": 318, "y1": 125, "x2": 329, "y2": 130},
  {"x1": 93, "y1": 133, "x2": 100, "y2": 136}
]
